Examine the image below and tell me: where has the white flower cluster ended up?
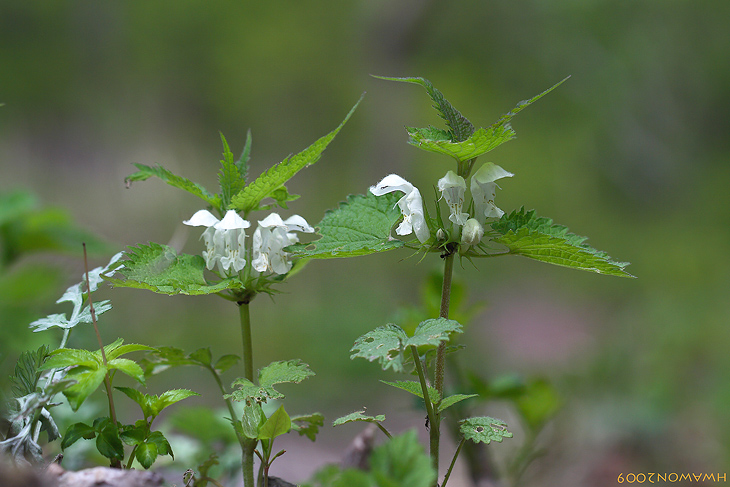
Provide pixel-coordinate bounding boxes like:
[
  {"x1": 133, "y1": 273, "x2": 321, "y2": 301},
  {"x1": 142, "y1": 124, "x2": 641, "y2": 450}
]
[
  {"x1": 369, "y1": 163, "x2": 513, "y2": 250},
  {"x1": 183, "y1": 210, "x2": 313, "y2": 276}
]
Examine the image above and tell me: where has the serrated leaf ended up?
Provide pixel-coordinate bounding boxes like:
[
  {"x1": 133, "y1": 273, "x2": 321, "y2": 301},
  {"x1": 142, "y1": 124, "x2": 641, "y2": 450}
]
[
  {"x1": 102, "y1": 242, "x2": 243, "y2": 295},
  {"x1": 491, "y1": 207, "x2": 634, "y2": 277},
  {"x1": 218, "y1": 133, "x2": 248, "y2": 210},
  {"x1": 287, "y1": 192, "x2": 405, "y2": 259},
  {"x1": 291, "y1": 413, "x2": 324, "y2": 442},
  {"x1": 258, "y1": 404, "x2": 291, "y2": 440},
  {"x1": 125, "y1": 163, "x2": 221, "y2": 209},
  {"x1": 350, "y1": 324, "x2": 408, "y2": 372},
  {"x1": 375, "y1": 76, "x2": 474, "y2": 142},
  {"x1": 436, "y1": 393, "x2": 478, "y2": 413},
  {"x1": 259, "y1": 359, "x2": 315, "y2": 387},
  {"x1": 231, "y1": 96, "x2": 362, "y2": 213},
  {"x1": 381, "y1": 380, "x2": 440, "y2": 404},
  {"x1": 333, "y1": 409, "x2": 385, "y2": 426},
  {"x1": 108, "y1": 358, "x2": 146, "y2": 384},
  {"x1": 406, "y1": 318, "x2": 463, "y2": 348},
  {"x1": 9, "y1": 345, "x2": 50, "y2": 397},
  {"x1": 156, "y1": 389, "x2": 200, "y2": 415},
  {"x1": 406, "y1": 124, "x2": 516, "y2": 163},
  {"x1": 147, "y1": 430, "x2": 172, "y2": 458},
  {"x1": 459, "y1": 417, "x2": 513, "y2": 444}
]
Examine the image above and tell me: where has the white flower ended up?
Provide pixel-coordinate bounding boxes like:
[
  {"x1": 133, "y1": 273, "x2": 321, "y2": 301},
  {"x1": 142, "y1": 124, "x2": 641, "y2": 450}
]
[
  {"x1": 369, "y1": 174, "x2": 430, "y2": 243},
  {"x1": 460, "y1": 218, "x2": 485, "y2": 253},
  {"x1": 183, "y1": 209, "x2": 251, "y2": 274},
  {"x1": 470, "y1": 163, "x2": 514, "y2": 221},
  {"x1": 437, "y1": 170, "x2": 469, "y2": 226},
  {"x1": 252, "y1": 213, "x2": 314, "y2": 275}
]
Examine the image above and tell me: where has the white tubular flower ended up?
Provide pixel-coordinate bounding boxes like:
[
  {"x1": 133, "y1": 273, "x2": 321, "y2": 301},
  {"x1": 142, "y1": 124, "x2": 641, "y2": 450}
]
[
  {"x1": 183, "y1": 209, "x2": 251, "y2": 274},
  {"x1": 437, "y1": 170, "x2": 469, "y2": 226},
  {"x1": 470, "y1": 163, "x2": 514, "y2": 221},
  {"x1": 460, "y1": 218, "x2": 485, "y2": 253},
  {"x1": 252, "y1": 213, "x2": 314, "y2": 275},
  {"x1": 369, "y1": 174, "x2": 430, "y2": 243}
]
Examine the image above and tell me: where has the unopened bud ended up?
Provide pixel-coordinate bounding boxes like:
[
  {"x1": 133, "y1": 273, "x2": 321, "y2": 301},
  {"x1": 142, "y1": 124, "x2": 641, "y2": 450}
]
[
  {"x1": 436, "y1": 228, "x2": 447, "y2": 241},
  {"x1": 460, "y1": 218, "x2": 484, "y2": 250}
]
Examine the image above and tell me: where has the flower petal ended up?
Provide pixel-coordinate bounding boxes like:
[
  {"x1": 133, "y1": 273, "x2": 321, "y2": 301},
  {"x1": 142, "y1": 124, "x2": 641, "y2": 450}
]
[{"x1": 183, "y1": 210, "x2": 219, "y2": 227}]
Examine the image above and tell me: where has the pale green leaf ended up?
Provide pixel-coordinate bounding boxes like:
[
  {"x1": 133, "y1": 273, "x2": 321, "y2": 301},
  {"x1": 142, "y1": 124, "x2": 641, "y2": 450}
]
[
  {"x1": 437, "y1": 393, "x2": 478, "y2": 413},
  {"x1": 258, "y1": 359, "x2": 315, "y2": 387},
  {"x1": 491, "y1": 207, "x2": 634, "y2": 277},
  {"x1": 125, "y1": 164, "x2": 221, "y2": 209},
  {"x1": 459, "y1": 417, "x2": 513, "y2": 444},
  {"x1": 258, "y1": 404, "x2": 291, "y2": 440},
  {"x1": 333, "y1": 409, "x2": 385, "y2": 426},
  {"x1": 406, "y1": 124, "x2": 516, "y2": 163},
  {"x1": 381, "y1": 380, "x2": 440, "y2": 404},
  {"x1": 405, "y1": 318, "x2": 463, "y2": 348},
  {"x1": 230, "y1": 96, "x2": 362, "y2": 213},
  {"x1": 291, "y1": 413, "x2": 324, "y2": 442},
  {"x1": 102, "y1": 243, "x2": 244, "y2": 295},
  {"x1": 286, "y1": 192, "x2": 405, "y2": 259},
  {"x1": 350, "y1": 324, "x2": 408, "y2": 372}
]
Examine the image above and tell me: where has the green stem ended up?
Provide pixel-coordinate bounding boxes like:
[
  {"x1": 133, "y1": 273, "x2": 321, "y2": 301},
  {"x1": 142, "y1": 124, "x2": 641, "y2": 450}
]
[
  {"x1": 441, "y1": 437, "x2": 465, "y2": 487},
  {"x1": 409, "y1": 345, "x2": 436, "y2": 428},
  {"x1": 431, "y1": 246, "x2": 456, "y2": 480},
  {"x1": 375, "y1": 422, "x2": 393, "y2": 439},
  {"x1": 238, "y1": 298, "x2": 256, "y2": 487}
]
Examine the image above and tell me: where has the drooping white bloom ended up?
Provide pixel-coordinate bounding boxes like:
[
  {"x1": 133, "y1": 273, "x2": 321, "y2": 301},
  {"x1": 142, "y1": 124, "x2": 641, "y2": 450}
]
[
  {"x1": 369, "y1": 174, "x2": 430, "y2": 243},
  {"x1": 252, "y1": 213, "x2": 314, "y2": 275},
  {"x1": 437, "y1": 170, "x2": 469, "y2": 226},
  {"x1": 470, "y1": 163, "x2": 514, "y2": 221},
  {"x1": 183, "y1": 209, "x2": 251, "y2": 274},
  {"x1": 460, "y1": 218, "x2": 485, "y2": 253}
]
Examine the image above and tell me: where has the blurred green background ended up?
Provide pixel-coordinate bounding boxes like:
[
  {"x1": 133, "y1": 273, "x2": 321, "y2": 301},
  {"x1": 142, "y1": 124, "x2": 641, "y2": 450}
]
[{"x1": 2, "y1": 1, "x2": 729, "y2": 485}]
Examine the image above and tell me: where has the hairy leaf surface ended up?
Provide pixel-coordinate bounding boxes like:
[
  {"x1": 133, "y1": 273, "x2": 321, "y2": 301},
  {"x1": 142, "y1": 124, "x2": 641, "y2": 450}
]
[{"x1": 459, "y1": 416, "x2": 513, "y2": 444}]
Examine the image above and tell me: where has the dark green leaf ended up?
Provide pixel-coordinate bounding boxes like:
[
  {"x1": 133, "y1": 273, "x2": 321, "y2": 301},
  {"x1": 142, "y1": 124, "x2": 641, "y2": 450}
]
[
  {"x1": 61, "y1": 422, "x2": 96, "y2": 450},
  {"x1": 491, "y1": 207, "x2": 634, "y2": 277},
  {"x1": 287, "y1": 192, "x2": 406, "y2": 259},
  {"x1": 436, "y1": 393, "x2": 478, "y2": 413},
  {"x1": 125, "y1": 164, "x2": 221, "y2": 209},
  {"x1": 381, "y1": 380, "x2": 440, "y2": 404},
  {"x1": 135, "y1": 442, "x2": 157, "y2": 469},
  {"x1": 103, "y1": 243, "x2": 244, "y2": 295},
  {"x1": 95, "y1": 419, "x2": 124, "y2": 460},
  {"x1": 147, "y1": 431, "x2": 172, "y2": 458},
  {"x1": 231, "y1": 96, "x2": 362, "y2": 213}
]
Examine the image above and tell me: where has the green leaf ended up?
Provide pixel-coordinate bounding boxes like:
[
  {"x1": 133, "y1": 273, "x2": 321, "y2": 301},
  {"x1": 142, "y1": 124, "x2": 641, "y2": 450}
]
[
  {"x1": 119, "y1": 423, "x2": 147, "y2": 446},
  {"x1": 375, "y1": 76, "x2": 474, "y2": 142},
  {"x1": 94, "y1": 418, "x2": 125, "y2": 460},
  {"x1": 287, "y1": 192, "x2": 405, "y2": 259},
  {"x1": 241, "y1": 402, "x2": 266, "y2": 439},
  {"x1": 226, "y1": 360, "x2": 314, "y2": 404},
  {"x1": 214, "y1": 354, "x2": 240, "y2": 374},
  {"x1": 381, "y1": 380, "x2": 440, "y2": 404},
  {"x1": 125, "y1": 163, "x2": 221, "y2": 209},
  {"x1": 156, "y1": 389, "x2": 200, "y2": 415},
  {"x1": 231, "y1": 96, "x2": 363, "y2": 213},
  {"x1": 135, "y1": 441, "x2": 157, "y2": 469},
  {"x1": 369, "y1": 430, "x2": 436, "y2": 487},
  {"x1": 237, "y1": 129, "x2": 253, "y2": 180},
  {"x1": 491, "y1": 207, "x2": 634, "y2": 277},
  {"x1": 436, "y1": 393, "x2": 478, "y2": 413},
  {"x1": 218, "y1": 133, "x2": 248, "y2": 210},
  {"x1": 259, "y1": 359, "x2": 315, "y2": 388},
  {"x1": 103, "y1": 243, "x2": 243, "y2": 295},
  {"x1": 405, "y1": 318, "x2": 462, "y2": 348},
  {"x1": 258, "y1": 404, "x2": 291, "y2": 440},
  {"x1": 516, "y1": 378, "x2": 561, "y2": 429},
  {"x1": 291, "y1": 413, "x2": 324, "y2": 442},
  {"x1": 459, "y1": 417, "x2": 513, "y2": 444},
  {"x1": 63, "y1": 367, "x2": 108, "y2": 411},
  {"x1": 350, "y1": 324, "x2": 408, "y2": 372},
  {"x1": 333, "y1": 409, "x2": 385, "y2": 427},
  {"x1": 107, "y1": 358, "x2": 146, "y2": 385},
  {"x1": 406, "y1": 124, "x2": 516, "y2": 164},
  {"x1": 147, "y1": 430, "x2": 172, "y2": 458},
  {"x1": 9, "y1": 345, "x2": 50, "y2": 397},
  {"x1": 61, "y1": 422, "x2": 96, "y2": 450}
]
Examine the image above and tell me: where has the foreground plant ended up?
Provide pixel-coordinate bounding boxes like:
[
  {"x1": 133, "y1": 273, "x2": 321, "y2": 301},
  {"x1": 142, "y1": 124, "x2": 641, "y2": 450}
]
[{"x1": 288, "y1": 75, "x2": 633, "y2": 487}]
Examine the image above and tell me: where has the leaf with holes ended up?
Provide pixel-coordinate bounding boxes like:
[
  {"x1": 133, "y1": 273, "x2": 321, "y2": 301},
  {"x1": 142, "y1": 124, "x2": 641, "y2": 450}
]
[
  {"x1": 226, "y1": 360, "x2": 314, "y2": 404},
  {"x1": 350, "y1": 324, "x2": 408, "y2": 372},
  {"x1": 459, "y1": 417, "x2": 513, "y2": 444},
  {"x1": 405, "y1": 318, "x2": 463, "y2": 348},
  {"x1": 291, "y1": 413, "x2": 324, "y2": 442}
]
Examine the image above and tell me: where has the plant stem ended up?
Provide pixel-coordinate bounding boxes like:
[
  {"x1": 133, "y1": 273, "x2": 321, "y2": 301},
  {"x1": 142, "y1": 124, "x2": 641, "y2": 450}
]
[
  {"x1": 409, "y1": 345, "x2": 436, "y2": 431},
  {"x1": 238, "y1": 298, "x2": 256, "y2": 487},
  {"x1": 84, "y1": 244, "x2": 121, "y2": 468},
  {"x1": 429, "y1": 247, "x2": 456, "y2": 477},
  {"x1": 441, "y1": 437, "x2": 465, "y2": 487}
]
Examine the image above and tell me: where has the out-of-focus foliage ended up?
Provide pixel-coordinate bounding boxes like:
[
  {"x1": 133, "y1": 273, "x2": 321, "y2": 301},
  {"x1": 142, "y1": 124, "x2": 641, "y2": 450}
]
[{"x1": 1, "y1": 0, "x2": 729, "y2": 483}]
